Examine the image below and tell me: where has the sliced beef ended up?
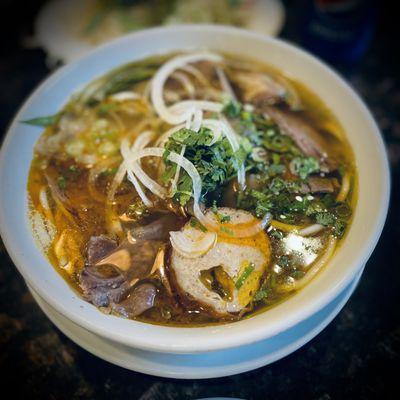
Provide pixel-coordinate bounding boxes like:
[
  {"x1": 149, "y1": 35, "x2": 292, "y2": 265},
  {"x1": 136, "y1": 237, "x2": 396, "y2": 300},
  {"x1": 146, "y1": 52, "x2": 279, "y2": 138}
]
[
  {"x1": 264, "y1": 106, "x2": 337, "y2": 172},
  {"x1": 79, "y1": 213, "x2": 182, "y2": 315},
  {"x1": 231, "y1": 71, "x2": 285, "y2": 105},
  {"x1": 299, "y1": 177, "x2": 335, "y2": 194},
  {"x1": 112, "y1": 283, "x2": 157, "y2": 318},
  {"x1": 130, "y1": 213, "x2": 183, "y2": 241},
  {"x1": 80, "y1": 266, "x2": 130, "y2": 307},
  {"x1": 87, "y1": 235, "x2": 118, "y2": 264}
]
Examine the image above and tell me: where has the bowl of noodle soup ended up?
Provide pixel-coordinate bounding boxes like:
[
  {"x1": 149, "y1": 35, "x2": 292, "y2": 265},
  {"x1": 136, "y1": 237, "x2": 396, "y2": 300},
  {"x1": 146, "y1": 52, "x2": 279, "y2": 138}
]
[{"x1": 0, "y1": 25, "x2": 389, "y2": 353}]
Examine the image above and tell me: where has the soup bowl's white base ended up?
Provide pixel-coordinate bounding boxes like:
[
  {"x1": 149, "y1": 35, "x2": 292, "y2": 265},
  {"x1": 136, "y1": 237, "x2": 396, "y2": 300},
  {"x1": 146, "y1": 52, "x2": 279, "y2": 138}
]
[{"x1": 27, "y1": 268, "x2": 362, "y2": 379}]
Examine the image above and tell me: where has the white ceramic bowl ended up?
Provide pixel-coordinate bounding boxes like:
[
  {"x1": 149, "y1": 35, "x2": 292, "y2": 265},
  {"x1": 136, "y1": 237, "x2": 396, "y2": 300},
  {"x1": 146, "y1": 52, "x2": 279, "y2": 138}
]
[{"x1": 0, "y1": 25, "x2": 390, "y2": 354}]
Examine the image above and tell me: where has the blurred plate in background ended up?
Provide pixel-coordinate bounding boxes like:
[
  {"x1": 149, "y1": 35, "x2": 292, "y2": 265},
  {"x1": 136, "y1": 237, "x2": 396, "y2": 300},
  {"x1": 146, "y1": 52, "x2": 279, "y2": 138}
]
[{"x1": 33, "y1": 0, "x2": 285, "y2": 64}]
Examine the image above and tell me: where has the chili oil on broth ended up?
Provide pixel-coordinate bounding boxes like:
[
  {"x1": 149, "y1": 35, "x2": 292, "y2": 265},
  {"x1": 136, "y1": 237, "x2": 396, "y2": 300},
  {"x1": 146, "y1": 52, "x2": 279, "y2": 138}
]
[{"x1": 27, "y1": 51, "x2": 356, "y2": 327}]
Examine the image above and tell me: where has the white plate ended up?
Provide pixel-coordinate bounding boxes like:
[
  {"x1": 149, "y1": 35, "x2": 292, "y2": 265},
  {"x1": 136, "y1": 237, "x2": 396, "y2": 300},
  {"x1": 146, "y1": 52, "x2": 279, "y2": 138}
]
[{"x1": 28, "y1": 269, "x2": 362, "y2": 379}]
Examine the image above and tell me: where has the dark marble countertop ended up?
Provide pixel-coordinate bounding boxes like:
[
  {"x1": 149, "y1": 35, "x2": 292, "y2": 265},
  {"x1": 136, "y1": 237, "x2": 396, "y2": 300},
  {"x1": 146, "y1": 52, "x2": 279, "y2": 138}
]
[{"x1": 0, "y1": 1, "x2": 399, "y2": 399}]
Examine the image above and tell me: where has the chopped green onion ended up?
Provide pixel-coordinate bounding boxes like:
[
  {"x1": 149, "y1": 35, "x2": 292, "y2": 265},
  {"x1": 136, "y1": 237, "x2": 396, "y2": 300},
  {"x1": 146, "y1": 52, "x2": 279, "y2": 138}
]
[{"x1": 235, "y1": 263, "x2": 255, "y2": 289}]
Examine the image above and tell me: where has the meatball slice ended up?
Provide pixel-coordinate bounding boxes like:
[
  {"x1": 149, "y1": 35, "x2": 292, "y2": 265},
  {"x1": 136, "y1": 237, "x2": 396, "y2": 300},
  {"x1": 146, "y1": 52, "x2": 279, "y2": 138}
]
[{"x1": 170, "y1": 208, "x2": 271, "y2": 315}]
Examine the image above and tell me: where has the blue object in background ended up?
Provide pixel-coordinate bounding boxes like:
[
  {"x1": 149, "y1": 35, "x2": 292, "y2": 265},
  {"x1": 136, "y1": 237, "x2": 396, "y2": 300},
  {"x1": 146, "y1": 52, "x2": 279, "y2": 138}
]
[{"x1": 301, "y1": 0, "x2": 377, "y2": 64}]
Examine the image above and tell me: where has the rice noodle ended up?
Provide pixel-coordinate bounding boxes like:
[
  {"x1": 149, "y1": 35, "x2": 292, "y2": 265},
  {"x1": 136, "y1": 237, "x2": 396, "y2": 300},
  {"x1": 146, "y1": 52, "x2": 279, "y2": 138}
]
[
  {"x1": 45, "y1": 174, "x2": 77, "y2": 226},
  {"x1": 180, "y1": 65, "x2": 210, "y2": 87},
  {"x1": 39, "y1": 187, "x2": 54, "y2": 224},
  {"x1": 88, "y1": 155, "x2": 121, "y2": 202},
  {"x1": 171, "y1": 71, "x2": 195, "y2": 98},
  {"x1": 216, "y1": 67, "x2": 237, "y2": 100},
  {"x1": 271, "y1": 220, "x2": 325, "y2": 236},
  {"x1": 336, "y1": 171, "x2": 351, "y2": 202},
  {"x1": 170, "y1": 229, "x2": 217, "y2": 258},
  {"x1": 277, "y1": 236, "x2": 336, "y2": 292},
  {"x1": 107, "y1": 162, "x2": 127, "y2": 204},
  {"x1": 126, "y1": 168, "x2": 153, "y2": 207},
  {"x1": 128, "y1": 130, "x2": 155, "y2": 207}
]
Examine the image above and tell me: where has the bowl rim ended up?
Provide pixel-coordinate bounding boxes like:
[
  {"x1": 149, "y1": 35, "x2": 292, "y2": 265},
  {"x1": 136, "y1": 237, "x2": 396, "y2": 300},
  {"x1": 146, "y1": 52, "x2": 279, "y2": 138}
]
[{"x1": 0, "y1": 25, "x2": 390, "y2": 353}]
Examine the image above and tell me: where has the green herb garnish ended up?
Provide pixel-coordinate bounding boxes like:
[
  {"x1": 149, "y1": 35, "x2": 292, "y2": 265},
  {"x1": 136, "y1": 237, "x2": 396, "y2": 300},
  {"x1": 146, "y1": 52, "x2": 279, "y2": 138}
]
[
  {"x1": 235, "y1": 263, "x2": 255, "y2": 289},
  {"x1": 57, "y1": 176, "x2": 67, "y2": 190},
  {"x1": 253, "y1": 289, "x2": 270, "y2": 302},
  {"x1": 22, "y1": 113, "x2": 60, "y2": 127},
  {"x1": 163, "y1": 126, "x2": 249, "y2": 206},
  {"x1": 212, "y1": 200, "x2": 231, "y2": 223},
  {"x1": 291, "y1": 156, "x2": 320, "y2": 179},
  {"x1": 190, "y1": 218, "x2": 207, "y2": 232},
  {"x1": 223, "y1": 99, "x2": 242, "y2": 118}
]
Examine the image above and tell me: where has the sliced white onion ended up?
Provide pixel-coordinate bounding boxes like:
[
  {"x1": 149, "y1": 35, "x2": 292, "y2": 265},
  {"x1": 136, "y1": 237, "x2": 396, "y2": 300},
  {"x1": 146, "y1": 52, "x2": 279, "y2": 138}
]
[
  {"x1": 169, "y1": 99, "x2": 223, "y2": 117},
  {"x1": 109, "y1": 91, "x2": 141, "y2": 102},
  {"x1": 121, "y1": 138, "x2": 168, "y2": 199},
  {"x1": 297, "y1": 224, "x2": 325, "y2": 237},
  {"x1": 132, "y1": 130, "x2": 154, "y2": 151},
  {"x1": 201, "y1": 210, "x2": 272, "y2": 238},
  {"x1": 184, "y1": 106, "x2": 196, "y2": 129},
  {"x1": 151, "y1": 52, "x2": 223, "y2": 124},
  {"x1": 170, "y1": 228, "x2": 217, "y2": 258},
  {"x1": 126, "y1": 169, "x2": 153, "y2": 207}
]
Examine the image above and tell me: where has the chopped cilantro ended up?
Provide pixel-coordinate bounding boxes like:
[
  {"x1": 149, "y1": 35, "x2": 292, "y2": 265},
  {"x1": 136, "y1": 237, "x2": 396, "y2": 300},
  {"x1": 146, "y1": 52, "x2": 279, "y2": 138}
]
[
  {"x1": 223, "y1": 99, "x2": 242, "y2": 118},
  {"x1": 163, "y1": 126, "x2": 250, "y2": 206}
]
